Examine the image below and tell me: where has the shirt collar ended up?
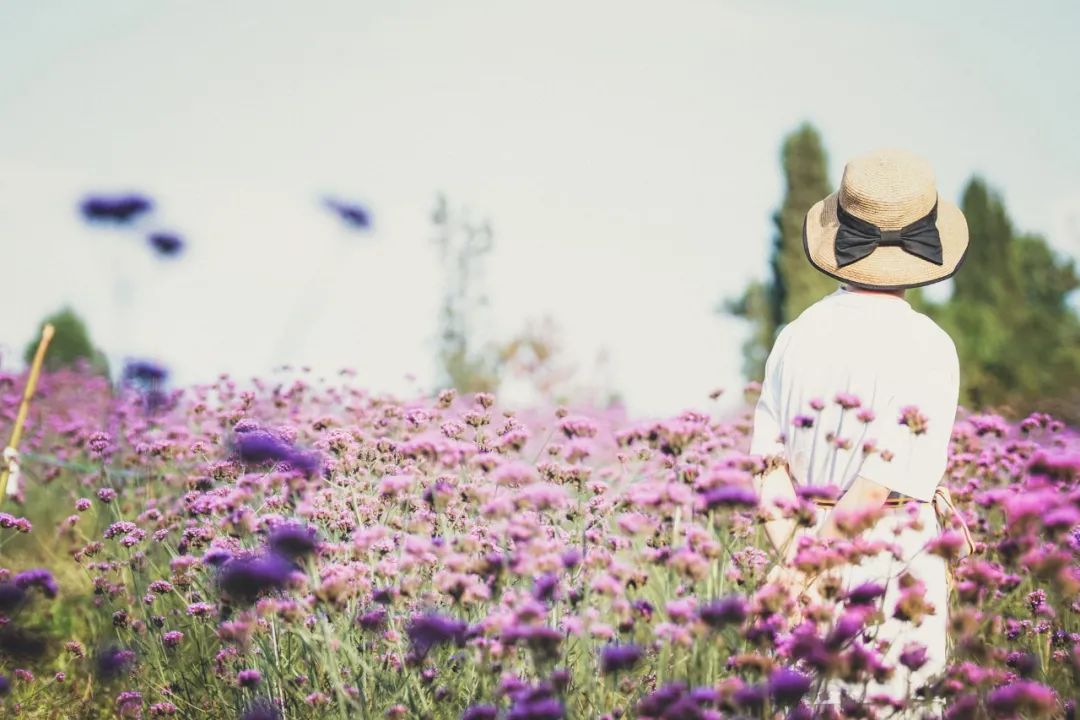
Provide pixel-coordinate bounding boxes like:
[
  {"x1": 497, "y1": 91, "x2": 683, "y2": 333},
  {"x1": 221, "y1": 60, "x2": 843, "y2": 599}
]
[{"x1": 830, "y1": 285, "x2": 912, "y2": 308}]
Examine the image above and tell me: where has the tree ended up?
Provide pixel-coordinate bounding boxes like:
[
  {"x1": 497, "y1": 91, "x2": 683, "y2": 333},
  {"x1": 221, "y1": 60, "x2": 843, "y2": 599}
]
[
  {"x1": 23, "y1": 307, "x2": 109, "y2": 375},
  {"x1": 921, "y1": 178, "x2": 1080, "y2": 421},
  {"x1": 726, "y1": 123, "x2": 837, "y2": 378}
]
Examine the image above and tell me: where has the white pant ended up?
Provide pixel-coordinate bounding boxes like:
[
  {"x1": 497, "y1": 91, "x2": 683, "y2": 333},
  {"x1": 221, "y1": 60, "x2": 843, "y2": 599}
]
[{"x1": 807, "y1": 502, "x2": 949, "y2": 708}]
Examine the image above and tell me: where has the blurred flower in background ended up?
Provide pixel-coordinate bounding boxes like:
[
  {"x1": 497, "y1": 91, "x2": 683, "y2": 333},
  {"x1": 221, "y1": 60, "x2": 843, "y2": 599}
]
[
  {"x1": 79, "y1": 194, "x2": 154, "y2": 224},
  {"x1": 146, "y1": 231, "x2": 184, "y2": 258},
  {"x1": 322, "y1": 196, "x2": 373, "y2": 230}
]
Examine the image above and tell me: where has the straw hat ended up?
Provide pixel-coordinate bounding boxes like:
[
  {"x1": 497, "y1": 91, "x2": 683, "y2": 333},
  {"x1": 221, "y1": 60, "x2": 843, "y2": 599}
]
[{"x1": 803, "y1": 148, "x2": 969, "y2": 290}]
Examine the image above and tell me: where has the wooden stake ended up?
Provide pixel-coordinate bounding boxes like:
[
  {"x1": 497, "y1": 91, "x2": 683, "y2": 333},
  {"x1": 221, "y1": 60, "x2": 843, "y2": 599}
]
[{"x1": 1, "y1": 323, "x2": 55, "y2": 500}]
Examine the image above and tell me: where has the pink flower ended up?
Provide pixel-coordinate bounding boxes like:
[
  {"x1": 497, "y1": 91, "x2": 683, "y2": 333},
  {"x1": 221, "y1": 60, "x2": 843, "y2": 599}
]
[
  {"x1": 898, "y1": 406, "x2": 929, "y2": 435},
  {"x1": 378, "y1": 474, "x2": 413, "y2": 498}
]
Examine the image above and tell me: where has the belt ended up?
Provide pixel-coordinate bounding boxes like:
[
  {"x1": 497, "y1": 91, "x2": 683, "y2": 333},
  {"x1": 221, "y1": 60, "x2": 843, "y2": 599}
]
[{"x1": 810, "y1": 491, "x2": 926, "y2": 508}]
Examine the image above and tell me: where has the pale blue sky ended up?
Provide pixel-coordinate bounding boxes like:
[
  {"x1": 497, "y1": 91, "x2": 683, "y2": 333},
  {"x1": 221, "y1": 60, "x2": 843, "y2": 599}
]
[{"x1": 2, "y1": 0, "x2": 1078, "y2": 416}]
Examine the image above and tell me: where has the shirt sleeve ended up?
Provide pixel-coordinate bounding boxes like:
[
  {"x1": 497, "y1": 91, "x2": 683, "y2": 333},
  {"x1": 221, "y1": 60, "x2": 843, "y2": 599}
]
[
  {"x1": 749, "y1": 336, "x2": 787, "y2": 463},
  {"x1": 857, "y1": 331, "x2": 959, "y2": 501}
]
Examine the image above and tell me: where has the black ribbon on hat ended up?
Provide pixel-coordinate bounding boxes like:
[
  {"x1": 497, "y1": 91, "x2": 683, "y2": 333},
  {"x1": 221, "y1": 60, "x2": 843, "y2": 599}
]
[{"x1": 834, "y1": 197, "x2": 944, "y2": 268}]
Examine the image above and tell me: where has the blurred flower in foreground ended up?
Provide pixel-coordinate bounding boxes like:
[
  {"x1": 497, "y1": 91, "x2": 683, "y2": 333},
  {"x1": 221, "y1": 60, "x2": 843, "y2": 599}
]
[
  {"x1": 406, "y1": 613, "x2": 468, "y2": 660},
  {"x1": 147, "y1": 232, "x2": 185, "y2": 258},
  {"x1": 323, "y1": 197, "x2": 372, "y2": 230},
  {"x1": 600, "y1": 643, "x2": 643, "y2": 674},
  {"x1": 240, "y1": 698, "x2": 281, "y2": 720},
  {"x1": 0, "y1": 582, "x2": 27, "y2": 612},
  {"x1": 95, "y1": 645, "x2": 136, "y2": 679},
  {"x1": 216, "y1": 554, "x2": 294, "y2": 605},
  {"x1": 768, "y1": 667, "x2": 812, "y2": 705},
  {"x1": 267, "y1": 523, "x2": 320, "y2": 560},
  {"x1": 14, "y1": 567, "x2": 58, "y2": 598},
  {"x1": 0, "y1": 627, "x2": 48, "y2": 660},
  {"x1": 231, "y1": 429, "x2": 321, "y2": 477},
  {"x1": 80, "y1": 194, "x2": 154, "y2": 224},
  {"x1": 123, "y1": 359, "x2": 168, "y2": 385}
]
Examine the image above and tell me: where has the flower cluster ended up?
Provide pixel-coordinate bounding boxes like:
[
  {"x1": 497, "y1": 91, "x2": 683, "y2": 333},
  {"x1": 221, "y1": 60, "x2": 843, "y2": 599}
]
[{"x1": 0, "y1": 366, "x2": 1076, "y2": 719}]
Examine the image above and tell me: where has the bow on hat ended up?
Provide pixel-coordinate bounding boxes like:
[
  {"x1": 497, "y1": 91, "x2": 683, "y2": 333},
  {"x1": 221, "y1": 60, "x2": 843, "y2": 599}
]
[{"x1": 834, "y1": 197, "x2": 945, "y2": 269}]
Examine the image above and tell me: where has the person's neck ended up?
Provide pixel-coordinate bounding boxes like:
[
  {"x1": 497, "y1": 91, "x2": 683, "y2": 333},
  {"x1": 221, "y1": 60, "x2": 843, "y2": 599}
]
[{"x1": 840, "y1": 284, "x2": 907, "y2": 301}]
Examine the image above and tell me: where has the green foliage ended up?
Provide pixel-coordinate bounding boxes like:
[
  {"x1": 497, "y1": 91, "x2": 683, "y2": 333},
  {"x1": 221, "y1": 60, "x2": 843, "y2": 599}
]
[
  {"x1": 23, "y1": 307, "x2": 108, "y2": 375},
  {"x1": 726, "y1": 123, "x2": 837, "y2": 378},
  {"x1": 924, "y1": 178, "x2": 1080, "y2": 421}
]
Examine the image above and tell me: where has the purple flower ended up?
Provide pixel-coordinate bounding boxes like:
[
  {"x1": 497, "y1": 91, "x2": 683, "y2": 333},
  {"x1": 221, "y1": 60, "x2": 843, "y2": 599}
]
[
  {"x1": 232, "y1": 431, "x2": 321, "y2": 477},
  {"x1": 688, "y1": 686, "x2": 719, "y2": 705},
  {"x1": 237, "y1": 669, "x2": 262, "y2": 688},
  {"x1": 0, "y1": 675, "x2": 9, "y2": 696},
  {"x1": 507, "y1": 697, "x2": 563, "y2": 720},
  {"x1": 533, "y1": 573, "x2": 559, "y2": 602},
  {"x1": 162, "y1": 631, "x2": 184, "y2": 649},
  {"x1": 216, "y1": 554, "x2": 294, "y2": 605},
  {"x1": 986, "y1": 680, "x2": 1058, "y2": 715},
  {"x1": 323, "y1": 197, "x2": 372, "y2": 230},
  {"x1": 80, "y1": 193, "x2": 153, "y2": 223},
  {"x1": 116, "y1": 691, "x2": 142, "y2": 710},
  {"x1": 147, "y1": 232, "x2": 184, "y2": 257},
  {"x1": 636, "y1": 682, "x2": 688, "y2": 717},
  {"x1": 267, "y1": 523, "x2": 319, "y2": 560},
  {"x1": 1004, "y1": 651, "x2": 1038, "y2": 678},
  {"x1": 406, "y1": 613, "x2": 468, "y2": 659},
  {"x1": 0, "y1": 513, "x2": 31, "y2": 532},
  {"x1": 0, "y1": 627, "x2": 48, "y2": 659},
  {"x1": 700, "y1": 485, "x2": 758, "y2": 510},
  {"x1": 357, "y1": 609, "x2": 387, "y2": 631},
  {"x1": 697, "y1": 595, "x2": 748, "y2": 628},
  {"x1": 654, "y1": 697, "x2": 705, "y2": 719},
  {"x1": 95, "y1": 645, "x2": 137, "y2": 679},
  {"x1": 834, "y1": 392, "x2": 861, "y2": 410},
  {"x1": 826, "y1": 610, "x2": 866, "y2": 649},
  {"x1": 502, "y1": 625, "x2": 563, "y2": 661},
  {"x1": 0, "y1": 582, "x2": 27, "y2": 611},
  {"x1": 284, "y1": 448, "x2": 322, "y2": 477},
  {"x1": 899, "y1": 644, "x2": 929, "y2": 671},
  {"x1": 768, "y1": 668, "x2": 812, "y2": 705},
  {"x1": 14, "y1": 568, "x2": 58, "y2": 598},
  {"x1": 240, "y1": 699, "x2": 281, "y2": 720},
  {"x1": 792, "y1": 414, "x2": 815, "y2": 429},
  {"x1": 795, "y1": 484, "x2": 841, "y2": 501},
  {"x1": 462, "y1": 706, "x2": 499, "y2": 720},
  {"x1": 232, "y1": 431, "x2": 294, "y2": 465},
  {"x1": 733, "y1": 683, "x2": 767, "y2": 710},
  {"x1": 560, "y1": 548, "x2": 581, "y2": 569},
  {"x1": 203, "y1": 548, "x2": 233, "y2": 566},
  {"x1": 123, "y1": 359, "x2": 168, "y2": 384},
  {"x1": 600, "y1": 643, "x2": 643, "y2": 674},
  {"x1": 844, "y1": 582, "x2": 886, "y2": 606}
]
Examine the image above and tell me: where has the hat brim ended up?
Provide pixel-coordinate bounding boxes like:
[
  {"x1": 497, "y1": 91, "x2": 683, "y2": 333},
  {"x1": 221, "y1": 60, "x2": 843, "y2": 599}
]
[{"x1": 803, "y1": 192, "x2": 969, "y2": 290}]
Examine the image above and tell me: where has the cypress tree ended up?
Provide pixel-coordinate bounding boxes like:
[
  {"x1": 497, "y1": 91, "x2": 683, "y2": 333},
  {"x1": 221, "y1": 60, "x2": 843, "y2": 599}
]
[
  {"x1": 726, "y1": 123, "x2": 836, "y2": 378},
  {"x1": 773, "y1": 124, "x2": 838, "y2": 324}
]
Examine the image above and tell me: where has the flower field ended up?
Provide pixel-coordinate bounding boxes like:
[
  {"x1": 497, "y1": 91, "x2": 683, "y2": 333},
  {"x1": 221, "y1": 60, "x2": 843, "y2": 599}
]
[{"x1": 0, "y1": 367, "x2": 1078, "y2": 719}]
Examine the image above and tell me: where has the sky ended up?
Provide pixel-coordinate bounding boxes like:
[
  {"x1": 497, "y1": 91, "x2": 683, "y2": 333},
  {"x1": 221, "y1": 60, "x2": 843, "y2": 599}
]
[{"x1": 1, "y1": 0, "x2": 1078, "y2": 419}]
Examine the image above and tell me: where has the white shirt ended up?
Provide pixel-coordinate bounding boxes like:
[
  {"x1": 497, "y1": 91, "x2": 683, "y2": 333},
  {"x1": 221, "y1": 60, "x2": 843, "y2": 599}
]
[{"x1": 749, "y1": 286, "x2": 960, "y2": 502}]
